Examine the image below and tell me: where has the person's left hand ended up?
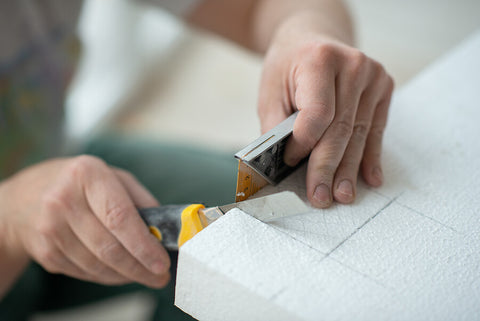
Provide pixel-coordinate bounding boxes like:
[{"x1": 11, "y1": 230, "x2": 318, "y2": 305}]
[{"x1": 258, "y1": 16, "x2": 394, "y2": 208}]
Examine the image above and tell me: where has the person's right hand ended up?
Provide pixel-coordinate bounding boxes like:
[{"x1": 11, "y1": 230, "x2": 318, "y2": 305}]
[{"x1": 0, "y1": 156, "x2": 170, "y2": 288}]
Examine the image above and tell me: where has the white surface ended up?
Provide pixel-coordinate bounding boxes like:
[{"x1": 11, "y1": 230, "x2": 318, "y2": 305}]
[
  {"x1": 65, "y1": 0, "x2": 185, "y2": 144},
  {"x1": 174, "y1": 31, "x2": 480, "y2": 320},
  {"x1": 345, "y1": 0, "x2": 480, "y2": 86}
]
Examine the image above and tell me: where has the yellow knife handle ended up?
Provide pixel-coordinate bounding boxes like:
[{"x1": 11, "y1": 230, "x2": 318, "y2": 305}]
[
  {"x1": 178, "y1": 204, "x2": 206, "y2": 248},
  {"x1": 138, "y1": 204, "x2": 206, "y2": 250}
]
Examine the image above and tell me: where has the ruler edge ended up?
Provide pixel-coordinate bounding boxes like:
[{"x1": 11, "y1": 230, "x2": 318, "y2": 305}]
[{"x1": 234, "y1": 112, "x2": 298, "y2": 162}]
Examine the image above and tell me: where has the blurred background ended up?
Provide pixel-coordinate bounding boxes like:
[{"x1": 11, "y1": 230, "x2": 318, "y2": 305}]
[{"x1": 35, "y1": 0, "x2": 480, "y2": 320}]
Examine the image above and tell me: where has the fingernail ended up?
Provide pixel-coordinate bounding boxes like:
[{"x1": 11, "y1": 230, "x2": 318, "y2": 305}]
[
  {"x1": 313, "y1": 184, "x2": 331, "y2": 205},
  {"x1": 151, "y1": 261, "x2": 165, "y2": 274},
  {"x1": 371, "y1": 167, "x2": 383, "y2": 186},
  {"x1": 337, "y1": 180, "x2": 353, "y2": 198}
]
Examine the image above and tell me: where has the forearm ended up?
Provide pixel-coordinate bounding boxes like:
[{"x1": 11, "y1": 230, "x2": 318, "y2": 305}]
[
  {"x1": 187, "y1": 0, "x2": 354, "y2": 53},
  {"x1": 0, "y1": 181, "x2": 30, "y2": 300},
  {"x1": 0, "y1": 243, "x2": 30, "y2": 300}
]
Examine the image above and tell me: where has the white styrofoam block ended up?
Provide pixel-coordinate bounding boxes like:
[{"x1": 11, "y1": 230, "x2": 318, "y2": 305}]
[
  {"x1": 175, "y1": 208, "x2": 324, "y2": 321},
  {"x1": 176, "y1": 30, "x2": 480, "y2": 320},
  {"x1": 256, "y1": 166, "x2": 392, "y2": 254},
  {"x1": 360, "y1": 32, "x2": 480, "y2": 205},
  {"x1": 331, "y1": 202, "x2": 480, "y2": 320},
  {"x1": 273, "y1": 257, "x2": 404, "y2": 321},
  {"x1": 175, "y1": 209, "x2": 403, "y2": 321},
  {"x1": 377, "y1": 31, "x2": 480, "y2": 233}
]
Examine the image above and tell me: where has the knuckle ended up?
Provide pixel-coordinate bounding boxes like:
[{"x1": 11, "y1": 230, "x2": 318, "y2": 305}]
[
  {"x1": 300, "y1": 104, "x2": 334, "y2": 127},
  {"x1": 115, "y1": 168, "x2": 134, "y2": 181},
  {"x1": 348, "y1": 49, "x2": 368, "y2": 73},
  {"x1": 115, "y1": 169, "x2": 140, "y2": 187},
  {"x1": 97, "y1": 241, "x2": 124, "y2": 264},
  {"x1": 104, "y1": 204, "x2": 131, "y2": 231},
  {"x1": 371, "y1": 60, "x2": 385, "y2": 75},
  {"x1": 35, "y1": 216, "x2": 60, "y2": 240},
  {"x1": 352, "y1": 122, "x2": 370, "y2": 140},
  {"x1": 66, "y1": 155, "x2": 105, "y2": 178},
  {"x1": 41, "y1": 190, "x2": 69, "y2": 215},
  {"x1": 38, "y1": 192, "x2": 71, "y2": 240},
  {"x1": 301, "y1": 41, "x2": 338, "y2": 65},
  {"x1": 369, "y1": 125, "x2": 385, "y2": 138},
  {"x1": 36, "y1": 220, "x2": 57, "y2": 240},
  {"x1": 332, "y1": 119, "x2": 353, "y2": 138},
  {"x1": 347, "y1": 51, "x2": 386, "y2": 87}
]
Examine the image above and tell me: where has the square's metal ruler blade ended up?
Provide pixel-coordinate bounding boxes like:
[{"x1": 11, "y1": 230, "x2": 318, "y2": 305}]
[{"x1": 235, "y1": 112, "x2": 303, "y2": 202}]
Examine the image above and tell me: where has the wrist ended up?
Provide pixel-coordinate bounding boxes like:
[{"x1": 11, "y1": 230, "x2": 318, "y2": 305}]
[
  {"x1": 0, "y1": 180, "x2": 30, "y2": 299},
  {"x1": 0, "y1": 179, "x2": 27, "y2": 258},
  {"x1": 271, "y1": 10, "x2": 354, "y2": 50}
]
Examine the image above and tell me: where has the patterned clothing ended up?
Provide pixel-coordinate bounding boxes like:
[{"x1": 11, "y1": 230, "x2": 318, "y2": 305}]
[
  {"x1": 0, "y1": 0, "x2": 83, "y2": 178},
  {"x1": 0, "y1": 0, "x2": 198, "y2": 179}
]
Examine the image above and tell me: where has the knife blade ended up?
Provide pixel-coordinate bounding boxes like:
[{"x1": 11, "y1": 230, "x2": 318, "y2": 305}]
[{"x1": 139, "y1": 191, "x2": 308, "y2": 250}]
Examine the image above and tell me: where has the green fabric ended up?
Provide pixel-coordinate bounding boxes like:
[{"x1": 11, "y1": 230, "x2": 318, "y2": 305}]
[
  {"x1": 0, "y1": 135, "x2": 237, "y2": 320},
  {"x1": 85, "y1": 136, "x2": 237, "y2": 206}
]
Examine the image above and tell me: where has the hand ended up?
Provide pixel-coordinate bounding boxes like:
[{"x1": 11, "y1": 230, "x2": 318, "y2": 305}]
[
  {"x1": 258, "y1": 18, "x2": 394, "y2": 208},
  {"x1": 0, "y1": 156, "x2": 170, "y2": 288}
]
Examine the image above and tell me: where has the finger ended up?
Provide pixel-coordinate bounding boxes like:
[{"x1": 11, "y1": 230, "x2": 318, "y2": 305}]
[
  {"x1": 114, "y1": 168, "x2": 160, "y2": 208},
  {"x1": 31, "y1": 236, "x2": 92, "y2": 281},
  {"x1": 332, "y1": 81, "x2": 385, "y2": 203},
  {"x1": 361, "y1": 77, "x2": 394, "y2": 187},
  {"x1": 52, "y1": 223, "x2": 130, "y2": 285},
  {"x1": 284, "y1": 67, "x2": 336, "y2": 166},
  {"x1": 48, "y1": 255, "x2": 94, "y2": 281},
  {"x1": 305, "y1": 66, "x2": 368, "y2": 208},
  {"x1": 66, "y1": 206, "x2": 170, "y2": 288},
  {"x1": 78, "y1": 158, "x2": 170, "y2": 276}
]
